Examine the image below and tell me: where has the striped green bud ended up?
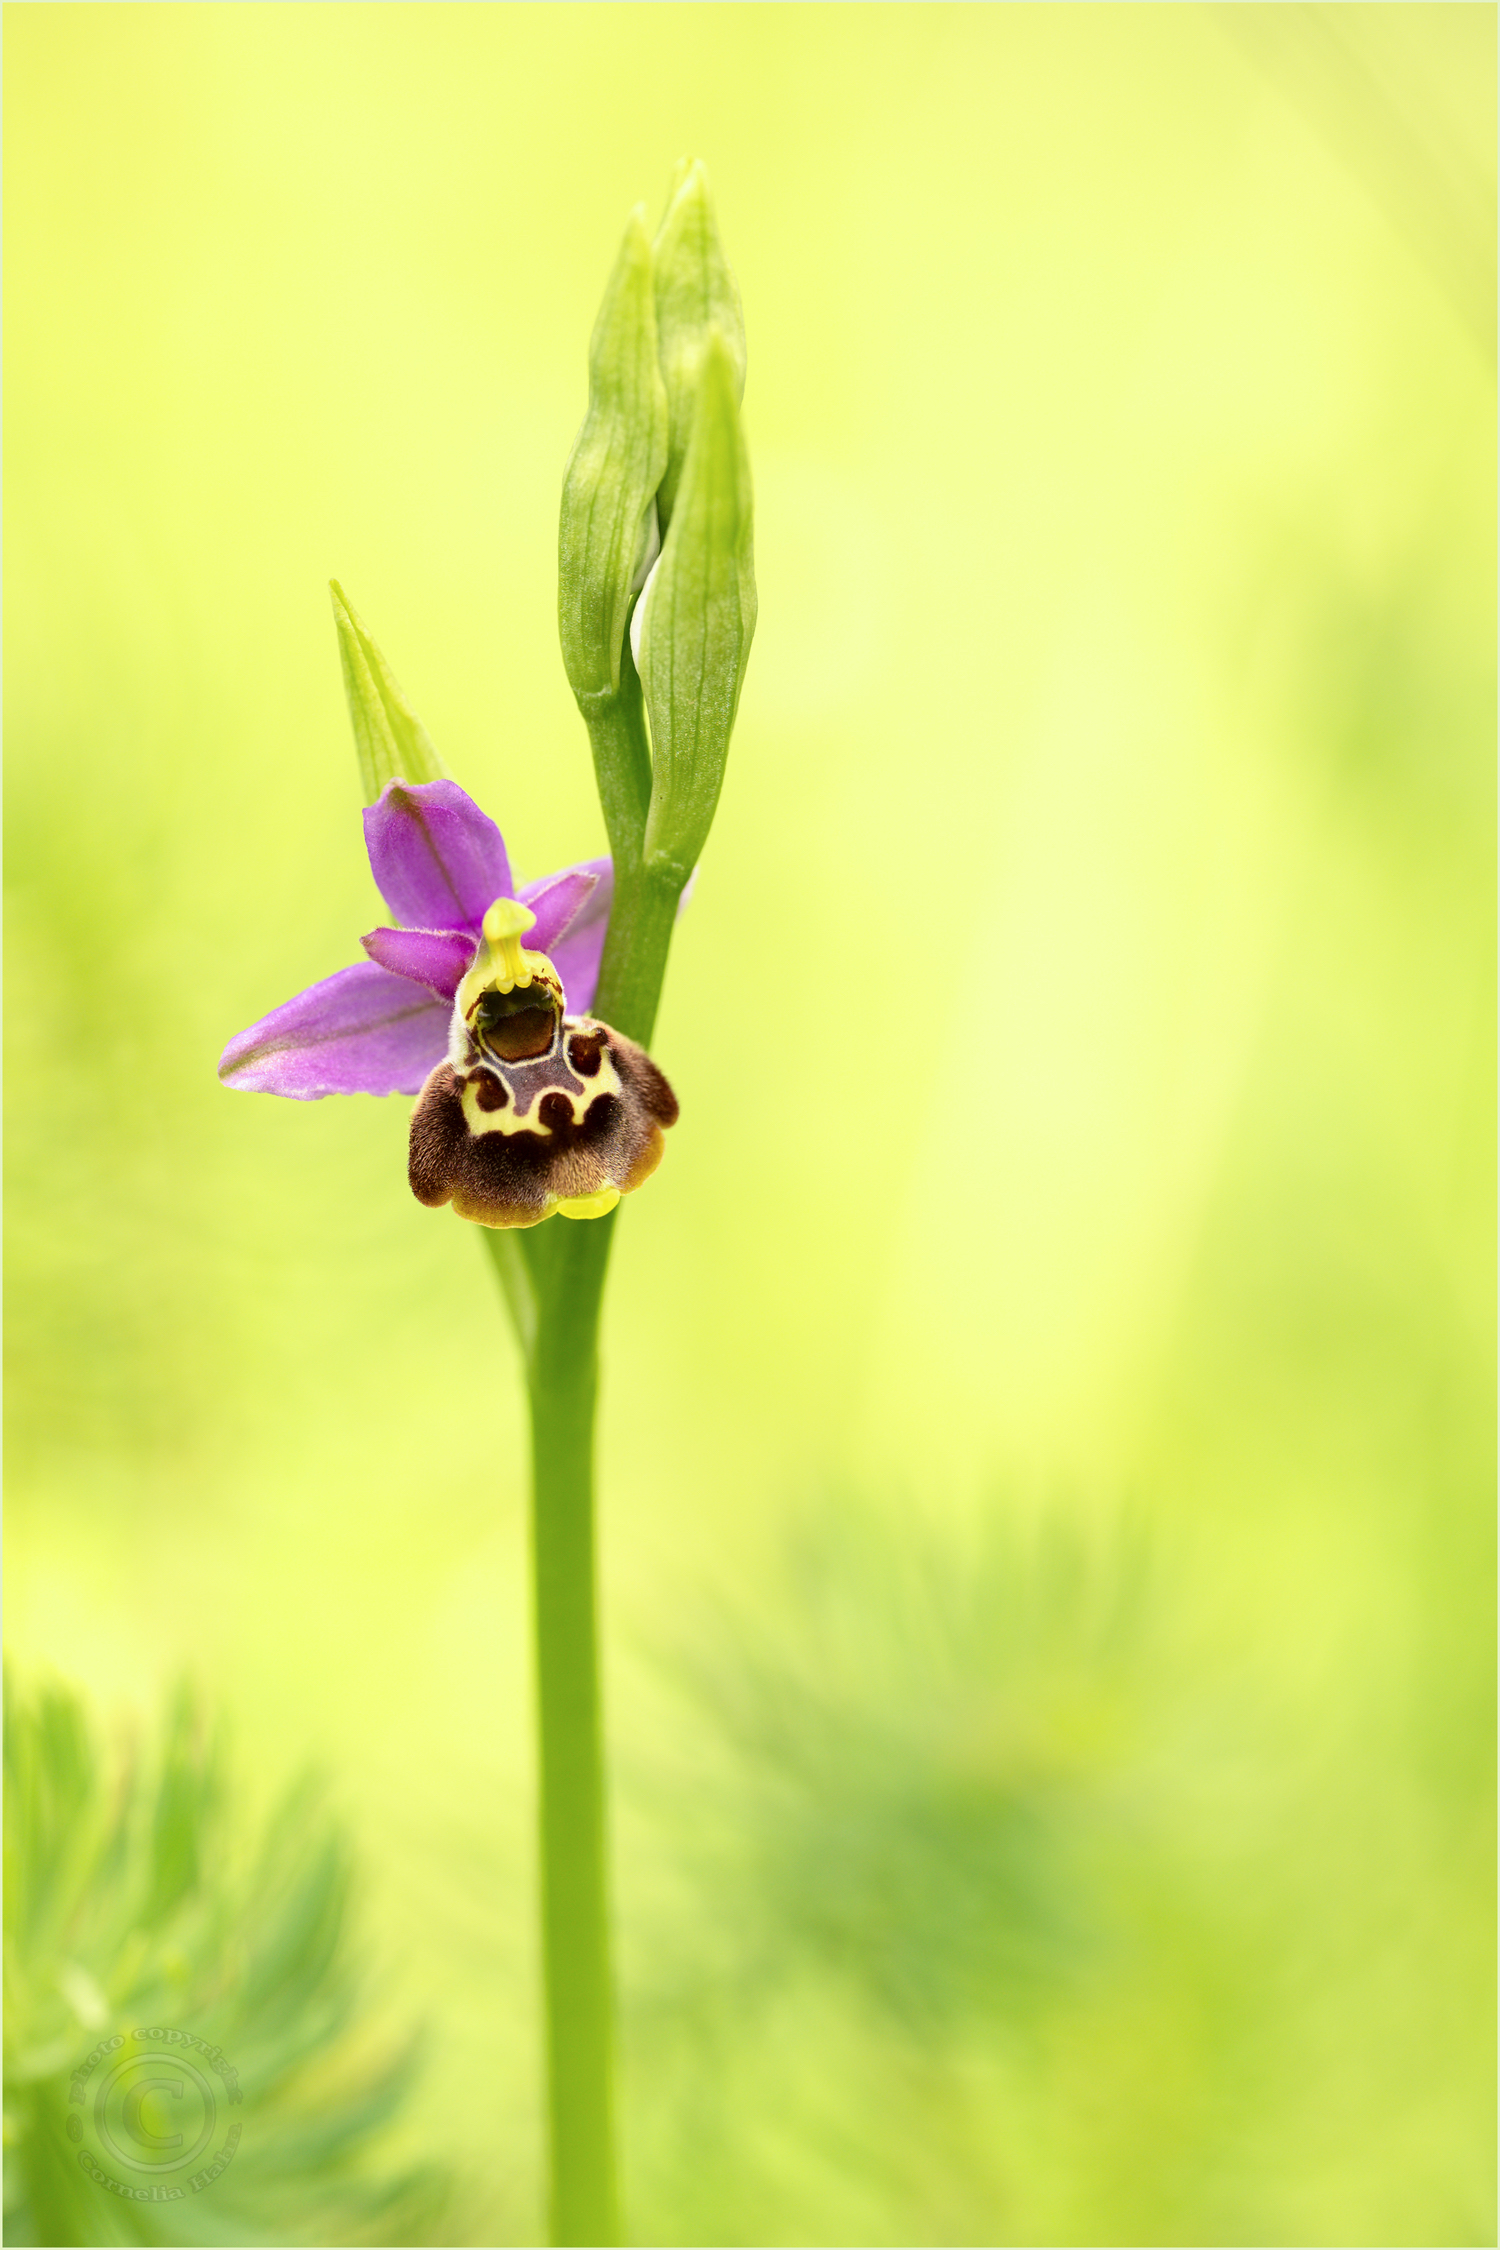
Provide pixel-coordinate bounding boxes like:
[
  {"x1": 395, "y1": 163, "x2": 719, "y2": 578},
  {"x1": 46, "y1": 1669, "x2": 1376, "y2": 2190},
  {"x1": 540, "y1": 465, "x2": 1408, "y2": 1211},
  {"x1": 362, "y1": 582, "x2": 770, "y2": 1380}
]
[
  {"x1": 652, "y1": 160, "x2": 747, "y2": 534},
  {"x1": 557, "y1": 211, "x2": 669, "y2": 709},
  {"x1": 633, "y1": 331, "x2": 756, "y2": 878}
]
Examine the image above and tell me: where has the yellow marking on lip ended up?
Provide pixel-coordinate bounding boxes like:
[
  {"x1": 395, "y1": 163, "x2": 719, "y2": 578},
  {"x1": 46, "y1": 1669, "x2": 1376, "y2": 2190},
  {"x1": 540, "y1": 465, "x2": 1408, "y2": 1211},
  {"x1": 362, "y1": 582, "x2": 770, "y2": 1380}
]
[
  {"x1": 554, "y1": 1186, "x2": 620, "y2": 1221},
  {"x1": 458, "y1": 1043, "x2": 623, "y2": 1140}
]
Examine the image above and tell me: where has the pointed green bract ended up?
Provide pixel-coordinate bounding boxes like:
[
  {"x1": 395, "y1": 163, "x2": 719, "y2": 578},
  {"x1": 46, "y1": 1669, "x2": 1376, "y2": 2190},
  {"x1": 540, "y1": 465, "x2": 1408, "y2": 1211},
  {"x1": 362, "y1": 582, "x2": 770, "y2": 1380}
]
[
  {"x1": 637, "y1": 332, "x2": 757, "y2": 880},
  {"x1": 331, "y1": 581, "x2": 445, "y2": 805},
  {"x1": 558, "y1": 212, "x2": 670, "y2": 714},
  {"x1": 652, "y1": 161, "x2": 747, "y2": 533}
]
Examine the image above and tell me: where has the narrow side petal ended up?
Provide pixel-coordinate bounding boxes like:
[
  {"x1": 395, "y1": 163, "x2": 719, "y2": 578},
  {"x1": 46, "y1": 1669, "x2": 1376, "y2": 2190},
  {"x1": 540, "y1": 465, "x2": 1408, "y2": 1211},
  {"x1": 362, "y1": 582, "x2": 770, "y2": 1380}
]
[
  {"x1": 360, "y1": 925, "x2": 477, "y2": 1001},
  {"x1": 218, "y1": 963, "x2": 451, "y2": 1099},
  {"x1": 363, "y1": 779, "x2": 513, "y2": 933},
  {"x1": 521, "y1": 858, "x2": 613, "y2": 953}
]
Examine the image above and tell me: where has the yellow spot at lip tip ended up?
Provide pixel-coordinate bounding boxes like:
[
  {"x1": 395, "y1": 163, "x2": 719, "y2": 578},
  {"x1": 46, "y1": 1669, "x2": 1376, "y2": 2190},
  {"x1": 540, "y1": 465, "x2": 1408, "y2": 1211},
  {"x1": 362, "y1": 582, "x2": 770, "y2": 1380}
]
[
  {"x1": 482, "y1": 897, "x2": 537, "y2": 991},
  {"x1": 555, "y1": 1186, "x2": 620, "y2": 1221}
]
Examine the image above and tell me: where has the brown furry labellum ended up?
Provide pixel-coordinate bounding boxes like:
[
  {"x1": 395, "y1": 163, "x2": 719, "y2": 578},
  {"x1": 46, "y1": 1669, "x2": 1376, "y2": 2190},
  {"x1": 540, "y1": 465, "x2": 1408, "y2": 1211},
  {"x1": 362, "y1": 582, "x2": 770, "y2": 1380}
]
[{"x1": 407, "y1": 902, "x2": 678, "y2": 1228}]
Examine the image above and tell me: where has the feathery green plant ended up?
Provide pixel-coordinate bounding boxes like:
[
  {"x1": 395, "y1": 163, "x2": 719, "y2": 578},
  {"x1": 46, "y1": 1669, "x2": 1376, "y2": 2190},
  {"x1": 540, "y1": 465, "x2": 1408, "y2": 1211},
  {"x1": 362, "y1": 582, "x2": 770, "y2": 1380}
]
[{"x1": 3, "y1": 1674, "x2": 449, "y2": 2248}]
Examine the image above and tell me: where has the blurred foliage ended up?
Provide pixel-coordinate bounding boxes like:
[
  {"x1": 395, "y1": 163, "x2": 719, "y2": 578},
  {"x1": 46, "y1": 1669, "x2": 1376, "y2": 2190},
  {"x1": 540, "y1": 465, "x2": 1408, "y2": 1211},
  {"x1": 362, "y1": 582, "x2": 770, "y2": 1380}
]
[
  {"x1": 629, "y1": 1504, "x2": 1151, "y2": 2036},
  {"x1": 612, "y1": 1486, "x2": 1490, "y2": 2245},
  {"x1": 4, "y1": 5, "x2": 1493, "y2": 2244},
  {"x1": 3, "y1": 1675, "x2": 451, "y2": 2247}
]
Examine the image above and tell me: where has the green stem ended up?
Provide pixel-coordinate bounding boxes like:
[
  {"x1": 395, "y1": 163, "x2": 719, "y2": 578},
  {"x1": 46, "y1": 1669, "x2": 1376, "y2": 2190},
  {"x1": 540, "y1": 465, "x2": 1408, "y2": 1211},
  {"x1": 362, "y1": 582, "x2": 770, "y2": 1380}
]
[
  {"x1": 482, "y1": 680, "x2": 685, "y2": 2248},
  {"x1": 593, "y1": 856, "x2": 684, "y2": 1048},
  {"x1": 527, "y1": 1217, "x2": 617, "y2": 2248}
]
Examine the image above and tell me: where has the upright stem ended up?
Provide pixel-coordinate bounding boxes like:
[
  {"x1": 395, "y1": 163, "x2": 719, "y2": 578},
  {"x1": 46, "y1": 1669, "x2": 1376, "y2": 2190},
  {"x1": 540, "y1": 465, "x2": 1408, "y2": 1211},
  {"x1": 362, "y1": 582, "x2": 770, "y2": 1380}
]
[
  {"x1": 483, "y1": 673, "x2": 684, "y2": 2248},
  {"x1": 526, "y1": 1219, "x2": 617, "y2": 2248}
]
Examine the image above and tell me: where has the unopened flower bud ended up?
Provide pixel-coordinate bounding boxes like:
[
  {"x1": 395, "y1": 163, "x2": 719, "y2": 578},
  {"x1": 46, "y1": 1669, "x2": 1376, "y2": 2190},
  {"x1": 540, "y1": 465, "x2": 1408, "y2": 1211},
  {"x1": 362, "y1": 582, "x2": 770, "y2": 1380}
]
[
  {"x1": 558, "y1": 212, "x2": 669, "y2": 709},
  {"x1": 652, "y1": 160, "x2": 747, "y2": 534},
  {"x1": 635, "y1": 331, "x2": 756, "y2": 878}
]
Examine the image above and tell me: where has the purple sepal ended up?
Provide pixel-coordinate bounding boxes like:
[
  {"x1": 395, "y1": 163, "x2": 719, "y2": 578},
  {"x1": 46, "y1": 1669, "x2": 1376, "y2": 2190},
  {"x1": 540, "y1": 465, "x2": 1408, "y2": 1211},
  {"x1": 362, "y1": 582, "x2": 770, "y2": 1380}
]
[
  {"x1": 363, "y1": 779, "x2": 513, "y2": 933},
  {"x1": 218, "y1": 962, "x2": 451, "y2": 1099},
  {"x1": 360, "y1": 925, "x2": 477, "y2": 1000}
]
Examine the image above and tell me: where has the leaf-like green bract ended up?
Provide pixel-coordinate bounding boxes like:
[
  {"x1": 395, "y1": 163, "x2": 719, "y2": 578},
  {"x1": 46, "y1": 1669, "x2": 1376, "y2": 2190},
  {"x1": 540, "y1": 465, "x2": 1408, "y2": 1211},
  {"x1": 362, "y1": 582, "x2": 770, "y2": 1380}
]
[{"x1": 332, "y1": 580, "x2": 446, "y2": 805}]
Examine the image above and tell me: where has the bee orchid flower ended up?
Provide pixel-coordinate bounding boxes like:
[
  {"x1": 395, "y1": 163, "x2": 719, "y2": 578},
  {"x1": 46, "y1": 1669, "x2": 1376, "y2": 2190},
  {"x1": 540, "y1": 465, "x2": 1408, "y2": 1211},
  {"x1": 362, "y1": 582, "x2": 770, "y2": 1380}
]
[{"x1": 218, "y1": 777, "x2": 677, "y2": 1228}]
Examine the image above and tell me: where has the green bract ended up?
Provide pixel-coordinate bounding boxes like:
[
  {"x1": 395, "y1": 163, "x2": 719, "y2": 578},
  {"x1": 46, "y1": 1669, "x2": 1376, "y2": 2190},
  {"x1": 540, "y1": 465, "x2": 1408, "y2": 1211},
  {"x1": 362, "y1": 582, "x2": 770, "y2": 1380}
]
[
  {"x1": 636, "y1": 332, "x2": 757, "y2": 879},
  {"x1": 331, "y1": 580, "x2": 445, "y2": 805},
  {"x1": 557, "y1": 211, "x2": 669, "y2": 712}
]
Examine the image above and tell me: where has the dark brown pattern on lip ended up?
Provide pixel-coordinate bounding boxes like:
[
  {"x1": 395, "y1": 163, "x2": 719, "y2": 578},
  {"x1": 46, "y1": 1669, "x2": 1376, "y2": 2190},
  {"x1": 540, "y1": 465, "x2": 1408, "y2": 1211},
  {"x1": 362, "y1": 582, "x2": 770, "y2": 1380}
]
[
  {"x1": 409, "y1": 1022, "x2": 678, "y2": 1228},
  {"x1": 480, "y1": 1003, "x2": 556, "y2": 1063},
  {"x1": 470, "y1": 1070, "x2": 510, "y2": 1112},
  {"x1": 472, "y1": 980, "x2": 561, "y2": 1064}
]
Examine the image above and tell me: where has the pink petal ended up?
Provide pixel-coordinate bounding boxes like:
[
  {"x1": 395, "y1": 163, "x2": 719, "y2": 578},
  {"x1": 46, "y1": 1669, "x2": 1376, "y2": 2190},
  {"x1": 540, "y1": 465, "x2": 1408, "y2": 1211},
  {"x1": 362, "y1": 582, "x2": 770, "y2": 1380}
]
[
  {"x1": 360, "y1": 925, "x2": 477, "y2": 1001},
  {"x1": 218, "y1": 962, "x2": 451, "y2": 1099},
  {"x1": 521, "y1": 858, "x2": 613, "y2": 955}
]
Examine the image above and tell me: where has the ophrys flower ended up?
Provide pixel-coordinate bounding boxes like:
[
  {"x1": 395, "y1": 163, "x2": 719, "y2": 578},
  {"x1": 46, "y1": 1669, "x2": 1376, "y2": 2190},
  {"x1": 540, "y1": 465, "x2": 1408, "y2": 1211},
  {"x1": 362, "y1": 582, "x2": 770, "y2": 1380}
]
[{"x1": 218, "y1": 777, "x2": 677, "y2": 1227}]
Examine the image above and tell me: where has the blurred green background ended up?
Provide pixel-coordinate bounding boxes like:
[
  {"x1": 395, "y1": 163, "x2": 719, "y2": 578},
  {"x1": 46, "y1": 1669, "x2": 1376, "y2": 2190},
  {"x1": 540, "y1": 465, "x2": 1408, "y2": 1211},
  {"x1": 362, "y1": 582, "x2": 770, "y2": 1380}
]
[{"x1": 5, "y1": 4, "x2": 1494, "y2": 2243}]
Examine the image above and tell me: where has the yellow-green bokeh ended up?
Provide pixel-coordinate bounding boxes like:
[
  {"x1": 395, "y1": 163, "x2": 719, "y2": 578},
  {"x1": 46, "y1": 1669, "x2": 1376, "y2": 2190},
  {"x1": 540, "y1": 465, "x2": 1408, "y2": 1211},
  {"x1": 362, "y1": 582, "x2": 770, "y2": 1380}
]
[{"x1": 5, "y1": 5, "x2": 1493, "y2": 2243}]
